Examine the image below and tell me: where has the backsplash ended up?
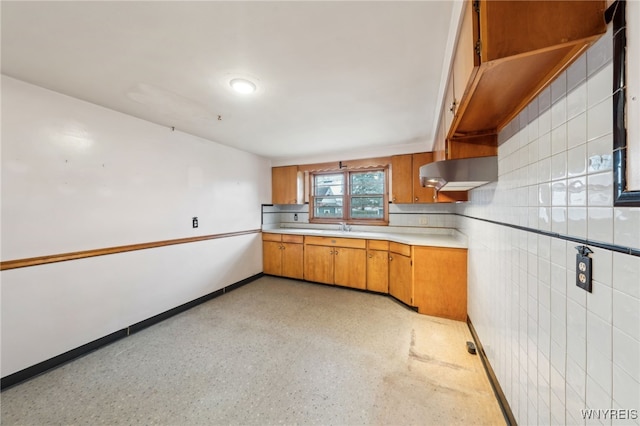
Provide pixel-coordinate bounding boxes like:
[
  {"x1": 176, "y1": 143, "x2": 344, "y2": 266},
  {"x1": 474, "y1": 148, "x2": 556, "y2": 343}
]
[
  {"x1": 262, "y1": 203, "x2": 456, "y2": 229},
  {"x1": 457, "y1": 24, "x2": 640, "y2": 426}
]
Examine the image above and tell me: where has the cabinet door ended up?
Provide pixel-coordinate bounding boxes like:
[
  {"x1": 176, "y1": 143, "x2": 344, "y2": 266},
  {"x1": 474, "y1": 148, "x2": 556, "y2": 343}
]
[
  {"x1": 390, "y1": 154, "x2": 413, "y2": 204},
  {"x1": 452, "y1": 0, "x2": 478, "y2": 111},
  {"x1": 263, "y1": 241, "x2": 282, "y2": 276},
  {"x1": 412, "y1": 152, "x2": 436, "y2": 203},
  {"x1": 304, "y1": 245, "x2": 334, "y2": 284},
  {"x1": 334, "y1": 247, "x2": 367, "y2": 290},
  {"x1": 281, "y1": 242, "x2": 304, "y2": 280},
  {"x1": 272, "y1": 165, "x2": 300, "y2": 204},
  {"x1": 413, "y1": 246, "x2": 467, "y2": 321},
  {"x1": 367, "y1": 249, "x2": 389, "y2": 293},
  {"x1": 441, "y1": 75, "x2": 455, "y2": 154},
  {"x1": 389, "y1": 253, "x2": 412, "y2": 306}
]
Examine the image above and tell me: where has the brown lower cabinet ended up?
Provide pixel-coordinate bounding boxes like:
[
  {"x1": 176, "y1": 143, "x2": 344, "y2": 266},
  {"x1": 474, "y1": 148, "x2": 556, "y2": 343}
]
[
  {"x1": 366, "y1": 240, "x2": 389, "y2": 293},
  {"x1": 262, "y1": 233, "x2": 304, "y2": 279},
  {"x1": 303, "y1": 236, "x2": 367, "y2": 290},
  {"x1": 262, "y1": 232, "x2": 468, "y2": 321},
  {"x1": 388, "y1": 242, "x2": 413, "y2": 306}
]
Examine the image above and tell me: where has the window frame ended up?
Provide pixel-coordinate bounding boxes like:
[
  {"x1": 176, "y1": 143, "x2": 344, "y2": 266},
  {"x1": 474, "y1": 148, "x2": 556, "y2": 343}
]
[
  {"x1": 609, "y1": 0, "x2": 640, "y2": 206},
  {"x1": 309, "y1": 167, "x2": 389, "y2": 225}
]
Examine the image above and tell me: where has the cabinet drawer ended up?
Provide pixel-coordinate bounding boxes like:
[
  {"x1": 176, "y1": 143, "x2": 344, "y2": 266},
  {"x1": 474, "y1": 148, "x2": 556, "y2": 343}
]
[
  {"x1": 304, "y1": 236, "x2": 366, "y2": 249},
  {"x1": 262, "y1": 233, "x2": 282, "y2": 242},
  {"x1": 282, "y1": 234, "x2": 303, "y2": 244},
  {"x1": 389, "y1": 242, "x2": 411, "y2": 257},
  {"x1": 368, "y1": 240, "x2": 389, "y2": 251}
]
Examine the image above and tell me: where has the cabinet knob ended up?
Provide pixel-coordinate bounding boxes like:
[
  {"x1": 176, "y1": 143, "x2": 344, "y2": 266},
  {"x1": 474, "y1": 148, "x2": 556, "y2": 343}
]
[
  {"x1": 415, "y1": 197, "x2": 419, "y2": 201},
  {"x1": 335, "y1": 250, "x2": 339, "y2": 256},
  {"x1": 389, "y1": 256, "x2": 393, "y2": 261},
  {"x1": 368, "y1": 254, "x2": 373, "y2": 258}
]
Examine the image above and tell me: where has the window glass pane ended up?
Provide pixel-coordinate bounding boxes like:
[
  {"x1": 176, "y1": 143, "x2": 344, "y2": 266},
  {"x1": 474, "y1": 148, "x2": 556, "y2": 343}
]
[
  {"x1": 350, "y1": 171, "x2": 384, "y2": 195},
  {"x1": 314, "y1": 197, "x2": 343, "y2": 218},
  {"x1": 313, "y1": 173, "x2": 344, "y2": 219},
  {"x1": 350, "y1": 196, "x2": 384, "y2": 219},
  {"x1": 314, "y1": 173, "x2": 344, "y2": 196}
]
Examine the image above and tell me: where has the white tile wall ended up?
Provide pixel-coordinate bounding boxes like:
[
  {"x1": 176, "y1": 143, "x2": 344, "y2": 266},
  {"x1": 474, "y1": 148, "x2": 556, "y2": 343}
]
[
  {"x1": 458, "y1": 26, "x2": 640, "y2": 426},
  {"x1": 262, "y1": 28, "x2": 640, "y2": 426}
]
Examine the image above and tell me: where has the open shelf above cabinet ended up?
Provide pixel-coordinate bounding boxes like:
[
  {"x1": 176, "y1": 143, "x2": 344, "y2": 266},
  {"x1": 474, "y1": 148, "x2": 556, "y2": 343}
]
[{"x1": 435, "y1": 0, "x2": 607, "y2": 160}]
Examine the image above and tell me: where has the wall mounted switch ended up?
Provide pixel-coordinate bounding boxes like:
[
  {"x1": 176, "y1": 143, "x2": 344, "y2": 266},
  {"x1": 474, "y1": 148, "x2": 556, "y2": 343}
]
[
  {"x1": 575, "y1": 245, "x2": 593, "y2": 292},
  {"x1": 294, "y1": 213, "x2": 298, "y2": 221}
]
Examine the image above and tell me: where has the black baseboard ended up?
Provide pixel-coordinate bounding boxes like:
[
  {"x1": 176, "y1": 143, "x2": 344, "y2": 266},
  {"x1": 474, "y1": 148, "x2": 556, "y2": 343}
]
[
  {"x1": 1, "y1": 273, "x2": 263, "y2": 391},
  {"x1": 467, "y1": 317, "x2": 517, "y2": 426}
]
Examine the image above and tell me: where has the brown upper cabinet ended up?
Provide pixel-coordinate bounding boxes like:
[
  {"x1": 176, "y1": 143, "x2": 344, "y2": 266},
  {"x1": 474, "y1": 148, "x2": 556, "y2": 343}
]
[
  {"x1": 391, "y1": 153, "x2": 467, "y2": 203},
  {"x1": 436, "y1": 0, "x2": 607, "y2": 160},
  {"x1": 391, "y1": 153, "x2": 436, "y2": 204},
  {"x1": 272, "y1": 165, "x2": 303, "y2": 205}
]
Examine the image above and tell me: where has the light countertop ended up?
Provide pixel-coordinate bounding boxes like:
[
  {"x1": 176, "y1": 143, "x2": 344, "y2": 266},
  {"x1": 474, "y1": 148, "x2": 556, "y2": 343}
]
[{"x1": 262, "y1": 226, "x2": 467, "y2": 249}]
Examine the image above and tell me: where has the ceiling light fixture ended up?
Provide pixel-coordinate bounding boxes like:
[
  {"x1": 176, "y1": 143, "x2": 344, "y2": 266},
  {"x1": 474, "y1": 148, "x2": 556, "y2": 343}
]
[{"x1": 230, "y1": 78, "x2": 256, "y2": 94}]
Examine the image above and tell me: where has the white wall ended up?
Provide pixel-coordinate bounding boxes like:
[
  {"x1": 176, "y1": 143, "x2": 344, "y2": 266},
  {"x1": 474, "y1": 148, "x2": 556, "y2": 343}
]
[
  {"x1": 1, "y1": 76, "x2": 271, "y2": 377},
  {"x1": 458, "y1": 28, "x2": 640, "y2": 425}
]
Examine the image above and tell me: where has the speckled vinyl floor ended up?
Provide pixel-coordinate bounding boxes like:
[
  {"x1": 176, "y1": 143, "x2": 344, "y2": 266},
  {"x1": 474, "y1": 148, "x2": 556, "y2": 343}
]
[{"x1": 1, "y1": 276, "x2": 505, "y2": 425}]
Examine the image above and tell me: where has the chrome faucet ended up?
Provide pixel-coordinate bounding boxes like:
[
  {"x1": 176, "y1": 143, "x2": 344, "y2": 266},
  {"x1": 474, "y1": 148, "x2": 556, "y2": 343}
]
[{"x1": 340, "y1": 222, "x2": 352, "y2": 232}]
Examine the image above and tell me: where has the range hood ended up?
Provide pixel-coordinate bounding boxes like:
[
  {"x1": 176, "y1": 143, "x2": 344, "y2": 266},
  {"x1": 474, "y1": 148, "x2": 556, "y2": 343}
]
[{"x1": 419, "y1": 156, "x2": 497, "y2": 191}]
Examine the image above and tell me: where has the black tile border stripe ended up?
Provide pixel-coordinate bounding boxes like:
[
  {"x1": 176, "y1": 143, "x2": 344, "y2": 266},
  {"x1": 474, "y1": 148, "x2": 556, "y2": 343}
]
[
  {"x1": 388, "y1": 212, "x2": 456, "y2": 215},
  {"x1": 455, "y1": 213, "x2": 640, "y2": 257},
  {"x1": 467, "y1": 317, "x2": 517, "y2": 426},
  {"x1": 0, "y1": 273, "x2": 263, "y2": 391}
]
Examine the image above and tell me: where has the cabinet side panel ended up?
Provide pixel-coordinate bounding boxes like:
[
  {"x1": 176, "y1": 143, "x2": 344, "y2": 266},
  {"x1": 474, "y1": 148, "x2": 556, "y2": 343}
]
[{"x1": 414, "y1": 247, "x2": 467, "y2": 321}]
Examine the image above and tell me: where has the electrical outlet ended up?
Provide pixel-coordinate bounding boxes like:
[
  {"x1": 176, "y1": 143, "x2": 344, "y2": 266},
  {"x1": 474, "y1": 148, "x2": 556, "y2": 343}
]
[
  {"x1": 192, "y1": 217, "x2": 198, "y2": 228},
  {"x1": 575, "y1": 245, "x2": 593, "y2": 292},
  {"x1": 419, "y1": 217, "x2": 428, "y2": 225}
]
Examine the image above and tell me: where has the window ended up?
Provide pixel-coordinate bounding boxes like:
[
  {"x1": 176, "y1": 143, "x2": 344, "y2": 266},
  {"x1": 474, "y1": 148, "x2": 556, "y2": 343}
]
[
  {"x1": 610, "y1": 0, "x2": 640, "y2": 206},
  {"x1": 310, "y1": 169, "x2": 388, "y2": 224}
]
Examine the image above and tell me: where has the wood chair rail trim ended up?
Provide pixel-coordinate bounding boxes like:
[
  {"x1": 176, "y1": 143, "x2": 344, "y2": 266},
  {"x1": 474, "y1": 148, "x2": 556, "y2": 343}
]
[{"x1": 0, "y1": 229, "x2": 262, "y2": 271}]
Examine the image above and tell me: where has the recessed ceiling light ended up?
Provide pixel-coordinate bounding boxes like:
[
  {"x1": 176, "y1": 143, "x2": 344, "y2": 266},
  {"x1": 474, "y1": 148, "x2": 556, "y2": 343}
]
[{"x1": 230, "y1": 78, "x2": 256, "y2": 94}]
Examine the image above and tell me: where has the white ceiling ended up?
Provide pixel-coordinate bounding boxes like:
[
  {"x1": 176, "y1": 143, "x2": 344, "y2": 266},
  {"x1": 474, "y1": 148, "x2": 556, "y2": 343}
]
[{"x1": 1, "y1": 1, "x2": 460, "y2": 164}]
